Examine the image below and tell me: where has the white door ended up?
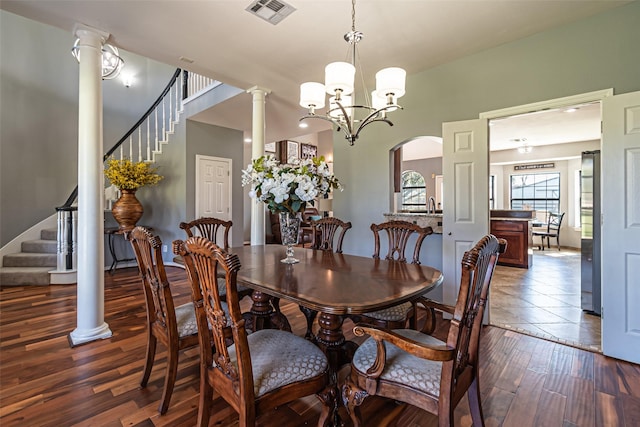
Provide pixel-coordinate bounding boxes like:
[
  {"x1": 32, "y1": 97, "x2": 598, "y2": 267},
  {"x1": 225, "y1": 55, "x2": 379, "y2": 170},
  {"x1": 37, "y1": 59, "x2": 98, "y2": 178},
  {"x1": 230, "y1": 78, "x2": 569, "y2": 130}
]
[
  {"x1": 601, "y1": 90, "x2": 640, "y2": 364},
  {"x1": 442, "y1": 119, "x2": 490, "y2": 307},
  {"x1": 196, "y1": 155, "x2": 232, "y2": 238}
]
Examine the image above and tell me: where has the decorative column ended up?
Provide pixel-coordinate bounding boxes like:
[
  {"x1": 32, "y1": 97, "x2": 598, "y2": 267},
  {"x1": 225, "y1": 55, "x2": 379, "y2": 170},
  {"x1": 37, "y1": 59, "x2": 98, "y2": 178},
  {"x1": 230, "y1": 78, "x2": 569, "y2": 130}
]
[
  {"x1": 69, "y1": 25, "x2": 112, "y2": 346},
  {"x1": 248, "y1": 86, "x2": 271, "y2": 245}
]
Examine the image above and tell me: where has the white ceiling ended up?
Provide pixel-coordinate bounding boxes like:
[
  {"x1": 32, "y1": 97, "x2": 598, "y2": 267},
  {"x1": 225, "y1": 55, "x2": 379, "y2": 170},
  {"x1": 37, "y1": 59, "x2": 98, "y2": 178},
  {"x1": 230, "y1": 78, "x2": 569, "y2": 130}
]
[
  {"x1": 402, "y1": 101, "x2": 601, "y2": 161},
  {"x1": 1, "y1": 0, "x2": 623, "y2": 144}
]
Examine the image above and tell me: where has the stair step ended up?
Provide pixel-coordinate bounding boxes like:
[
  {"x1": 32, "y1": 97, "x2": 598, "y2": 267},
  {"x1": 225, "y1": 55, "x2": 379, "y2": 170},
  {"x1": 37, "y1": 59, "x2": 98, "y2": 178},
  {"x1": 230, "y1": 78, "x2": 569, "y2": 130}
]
[
  {"x1": 3, "y1": 253, "x2": 57, "y2": 268},
  {"x1": 22, "y1": 239, "x2": 57, "y2": 254},
  {"x1": 41, "y1": 228, "x2": 57, "y2": 241},
  {"x1": 0, "y1": 267, "x2": 51, "y2": 286}
]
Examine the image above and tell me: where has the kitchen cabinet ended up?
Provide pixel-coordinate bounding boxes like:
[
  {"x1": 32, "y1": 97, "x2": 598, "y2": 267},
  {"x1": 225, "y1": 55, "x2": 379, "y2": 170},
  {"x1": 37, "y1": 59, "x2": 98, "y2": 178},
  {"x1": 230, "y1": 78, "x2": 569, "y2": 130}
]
[{"x1": 490, "y1": 219, "x2": 532, "y2": 268}]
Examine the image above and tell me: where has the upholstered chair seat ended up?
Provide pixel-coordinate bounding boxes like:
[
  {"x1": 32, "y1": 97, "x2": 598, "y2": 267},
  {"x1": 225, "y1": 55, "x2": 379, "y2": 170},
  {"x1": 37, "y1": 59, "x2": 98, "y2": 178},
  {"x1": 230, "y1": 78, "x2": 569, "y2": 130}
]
[
  {"x1": 226, "y1": 329, "x2": 328, "y2": 397},
  {"x1": 175, "y1": 236, "x2": 334, "y2": 427},
  {"x1": 352, "y1": 328, "x2": 446, "y2": 397},
  {"x1": 343, "y1": 235, "x2": 507, "y2": 427},
  {"x1": 361, "y1": 302, "x2": 413, "y2": 322}
]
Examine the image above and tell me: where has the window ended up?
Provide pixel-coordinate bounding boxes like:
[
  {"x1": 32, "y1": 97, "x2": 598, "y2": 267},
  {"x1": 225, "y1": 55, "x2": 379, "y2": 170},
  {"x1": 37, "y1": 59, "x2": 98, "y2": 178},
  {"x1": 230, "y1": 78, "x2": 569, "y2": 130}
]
[
  {"x1": 401, "y1": 170, "x2": 426, "y2": 211},
  {"x1": 510, "y1": 172, "x2": 560, "y2": 213}
]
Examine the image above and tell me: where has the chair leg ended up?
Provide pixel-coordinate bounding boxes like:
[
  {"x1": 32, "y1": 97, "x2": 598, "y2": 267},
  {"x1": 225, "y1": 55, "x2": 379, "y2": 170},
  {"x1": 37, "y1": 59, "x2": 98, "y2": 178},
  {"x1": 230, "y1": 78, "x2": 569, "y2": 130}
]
[
  {"x1": 468, "y1": 377, "x2": 485, "y2": 427},
  {"x1": 158, "y1": 346, "x2": 179, "y2": 414},
  {"x1": 196, "y1": 370, "x2": 213, "y2": 427},
  {"x1": 316, "y1": 385, "x2": 336, "y2": 427},
  {"x1": 342, "y1": 376, "x2": 367, "y2": 427},
  {"x1": 140, "y1": 333, "x2": 157, "y2": 387}
]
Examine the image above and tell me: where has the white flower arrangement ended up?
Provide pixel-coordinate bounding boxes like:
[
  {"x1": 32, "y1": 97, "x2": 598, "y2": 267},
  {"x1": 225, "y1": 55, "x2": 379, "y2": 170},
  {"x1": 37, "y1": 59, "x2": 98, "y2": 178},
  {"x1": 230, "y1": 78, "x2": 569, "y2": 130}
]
[{"x1": 242, "y1": 155, "x2": 342, "y2": 214}]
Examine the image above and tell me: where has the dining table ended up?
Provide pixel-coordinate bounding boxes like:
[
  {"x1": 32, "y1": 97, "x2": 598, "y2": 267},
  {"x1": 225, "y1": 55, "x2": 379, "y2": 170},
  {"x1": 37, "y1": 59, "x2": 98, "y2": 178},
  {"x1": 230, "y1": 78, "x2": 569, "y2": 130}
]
[{"x1": 230, "y1": 244, "x2": 444, "y2": 371}]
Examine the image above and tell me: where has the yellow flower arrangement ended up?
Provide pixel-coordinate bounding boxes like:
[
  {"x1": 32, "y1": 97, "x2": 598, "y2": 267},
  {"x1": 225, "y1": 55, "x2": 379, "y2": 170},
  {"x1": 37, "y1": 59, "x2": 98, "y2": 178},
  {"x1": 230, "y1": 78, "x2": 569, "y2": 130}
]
[{"x1": 104, "y1": 157, "x2": 163, "y2": 190}]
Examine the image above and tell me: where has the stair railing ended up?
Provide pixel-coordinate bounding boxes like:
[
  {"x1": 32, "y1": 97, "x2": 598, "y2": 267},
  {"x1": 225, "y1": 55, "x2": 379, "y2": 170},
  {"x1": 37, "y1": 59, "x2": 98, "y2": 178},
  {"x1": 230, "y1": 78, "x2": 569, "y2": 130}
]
[{"x1": 54, "y1": 69, "x2": 219, "y2": 271}]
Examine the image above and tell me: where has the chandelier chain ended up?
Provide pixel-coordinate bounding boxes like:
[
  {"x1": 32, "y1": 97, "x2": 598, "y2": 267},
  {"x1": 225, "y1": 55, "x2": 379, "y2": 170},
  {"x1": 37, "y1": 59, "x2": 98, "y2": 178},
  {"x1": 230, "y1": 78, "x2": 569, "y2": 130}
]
[{"x1": 351, "y1": 0, "x2": 356, "y2": 32}]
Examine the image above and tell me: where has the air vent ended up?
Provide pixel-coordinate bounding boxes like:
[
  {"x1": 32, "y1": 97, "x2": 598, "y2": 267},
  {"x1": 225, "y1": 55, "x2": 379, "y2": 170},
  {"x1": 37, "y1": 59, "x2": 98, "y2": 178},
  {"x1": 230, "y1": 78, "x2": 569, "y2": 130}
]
[{"x1": 246, "y1": 0, "x2": 296, "y2": 25}]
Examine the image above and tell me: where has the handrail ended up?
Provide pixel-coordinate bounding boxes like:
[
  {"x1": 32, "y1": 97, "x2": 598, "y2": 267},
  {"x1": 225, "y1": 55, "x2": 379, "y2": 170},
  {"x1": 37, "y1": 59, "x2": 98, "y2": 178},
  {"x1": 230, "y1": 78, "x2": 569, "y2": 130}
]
[
  {"x1": 103, "y1": 68, "x2": 182, "y2": 160},
  {"x1": 58, "y1": 68, "x2": 183, "y2": 209}
]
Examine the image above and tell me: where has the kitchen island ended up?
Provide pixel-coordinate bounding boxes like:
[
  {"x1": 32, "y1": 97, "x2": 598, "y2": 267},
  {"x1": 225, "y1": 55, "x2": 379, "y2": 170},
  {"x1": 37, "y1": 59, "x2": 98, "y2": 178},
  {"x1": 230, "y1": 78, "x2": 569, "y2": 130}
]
[{"x1": 490, "y1": 210, "x2": 534, "y2": 268}]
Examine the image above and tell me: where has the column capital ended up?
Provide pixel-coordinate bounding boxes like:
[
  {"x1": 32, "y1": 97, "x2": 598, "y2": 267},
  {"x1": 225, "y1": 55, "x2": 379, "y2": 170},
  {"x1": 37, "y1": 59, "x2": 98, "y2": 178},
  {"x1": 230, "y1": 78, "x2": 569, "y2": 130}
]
[
  {"x1": 73, "y1": 23, "x2": 110, "y2": 45},
  {"x1": 247, "y1": 86, "x2": 271, "y2": 96}
]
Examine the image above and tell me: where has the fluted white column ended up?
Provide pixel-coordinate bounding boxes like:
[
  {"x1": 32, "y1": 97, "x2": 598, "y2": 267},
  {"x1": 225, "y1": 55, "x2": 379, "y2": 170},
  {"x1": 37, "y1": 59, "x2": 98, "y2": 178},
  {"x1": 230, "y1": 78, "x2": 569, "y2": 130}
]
[
  {"x1": 248, "y1": 86, "x2": 270, "y2": 245},
  {"x1": 69, "y1": 25, "x2": 112, "y2": 346}
]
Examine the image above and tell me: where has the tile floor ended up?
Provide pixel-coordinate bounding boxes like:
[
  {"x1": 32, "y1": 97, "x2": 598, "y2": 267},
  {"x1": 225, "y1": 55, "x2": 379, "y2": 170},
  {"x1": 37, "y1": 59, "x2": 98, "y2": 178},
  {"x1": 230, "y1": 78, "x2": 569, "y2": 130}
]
[{"x1": 489, "y1": 247, "x2": 602, "y2": 352}]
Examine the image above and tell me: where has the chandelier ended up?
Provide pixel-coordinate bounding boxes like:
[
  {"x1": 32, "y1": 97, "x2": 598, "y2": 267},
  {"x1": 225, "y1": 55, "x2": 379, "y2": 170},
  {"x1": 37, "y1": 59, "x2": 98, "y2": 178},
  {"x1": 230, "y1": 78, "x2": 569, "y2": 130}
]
[
  {"x1": 513, "y1": 138, "x2": 533, "y2": 154},
  {"x1": 71, "y1": 39, "x2": 124, "y2": 80},
  {"x1": 298, "y1": 0, "x2": 406, "y2": 145}
]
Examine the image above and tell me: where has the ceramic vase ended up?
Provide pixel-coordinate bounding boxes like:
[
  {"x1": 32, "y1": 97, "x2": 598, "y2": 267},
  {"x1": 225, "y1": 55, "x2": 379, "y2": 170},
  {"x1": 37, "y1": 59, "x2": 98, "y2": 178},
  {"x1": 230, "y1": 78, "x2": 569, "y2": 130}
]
[{"x1": 111, "y1": 189, "x2": 143, "y2": 232}]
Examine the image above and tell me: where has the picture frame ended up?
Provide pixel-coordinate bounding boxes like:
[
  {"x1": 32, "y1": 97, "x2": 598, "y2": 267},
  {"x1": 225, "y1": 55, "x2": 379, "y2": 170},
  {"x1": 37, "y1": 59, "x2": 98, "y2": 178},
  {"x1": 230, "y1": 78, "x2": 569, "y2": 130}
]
[
  {"x1": 277, "y1": 140, "x2": 299, "y2": 163},
  {"x1": 300, "y1": 143, "x2": 318, "y2": 159},
  {"x1": 265, "y1": 141, "x2": 276, "y2": 153}
]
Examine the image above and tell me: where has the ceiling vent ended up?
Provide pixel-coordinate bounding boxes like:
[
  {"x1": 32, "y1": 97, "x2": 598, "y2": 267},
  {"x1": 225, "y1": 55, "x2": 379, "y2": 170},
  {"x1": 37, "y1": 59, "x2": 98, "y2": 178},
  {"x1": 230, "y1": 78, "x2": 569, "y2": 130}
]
[{"x1": 246, "y1": 0, "x2": 296, "y2": 25}]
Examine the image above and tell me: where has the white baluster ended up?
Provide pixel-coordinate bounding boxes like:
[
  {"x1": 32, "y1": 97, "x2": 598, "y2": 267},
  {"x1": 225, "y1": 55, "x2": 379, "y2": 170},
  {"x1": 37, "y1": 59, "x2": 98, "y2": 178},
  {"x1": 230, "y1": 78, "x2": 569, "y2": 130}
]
[
  {"x1": 56, "y1": 211, "x2": 64, "y2": 270},
  {"x1": 72, "y1": 212, "x2": 78, "y2": 269},
  {"x1": 129, "y1": 135, "x2": 133, "y2": 160},
  {"x1": 146, "y1": 117, "x2": 151, "y2": 160},
  {"x1": 155, "y1": 108, "x2": 159, "y2": 152},
  {"x1": 162, "y1": 97, "x2": 166, "y2": 141},
  {"x1": 138, "y1": 128, "x2": 142, "y2": 162}
]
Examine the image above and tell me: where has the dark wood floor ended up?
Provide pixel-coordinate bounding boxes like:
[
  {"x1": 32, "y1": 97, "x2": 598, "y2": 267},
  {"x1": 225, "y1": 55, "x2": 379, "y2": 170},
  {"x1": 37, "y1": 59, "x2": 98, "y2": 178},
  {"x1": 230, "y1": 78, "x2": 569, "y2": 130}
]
[{"x1": 1, "y1": 266, "x2": 639, "y2": 427}]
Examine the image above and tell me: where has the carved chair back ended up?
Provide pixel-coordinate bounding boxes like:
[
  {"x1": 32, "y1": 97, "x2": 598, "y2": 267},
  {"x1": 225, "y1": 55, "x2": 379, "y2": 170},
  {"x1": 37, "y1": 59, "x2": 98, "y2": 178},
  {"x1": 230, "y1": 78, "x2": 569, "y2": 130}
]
[
  {"x1": 179, "y1": 217, "x2": 233, "y2": 249},
  {"x1": 310, "y1": 217, "x2": 352, "y2": 252},
  {"x1": 174, "y1": 236, "x2": 333, "y2": 426},
  {"x1": 128, "y1": 226, "x2": 199, "y2": 414},
  {"x1": 371, "y1": 220, "x2": 433, "y2": 264},
  {"x1": 343, "y1": 234, "x2": 506, "y2": 426},
  {"x1": 447, "y1": 235, "x2": 505, "y2": 391}
]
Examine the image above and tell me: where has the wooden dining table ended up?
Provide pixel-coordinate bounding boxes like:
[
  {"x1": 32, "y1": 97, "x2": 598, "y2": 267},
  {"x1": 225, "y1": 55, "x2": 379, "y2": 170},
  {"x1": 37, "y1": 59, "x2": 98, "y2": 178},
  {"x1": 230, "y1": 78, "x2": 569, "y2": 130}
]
[{"x1": 230, "y1": 244, "x2": 444, "y2": 371}]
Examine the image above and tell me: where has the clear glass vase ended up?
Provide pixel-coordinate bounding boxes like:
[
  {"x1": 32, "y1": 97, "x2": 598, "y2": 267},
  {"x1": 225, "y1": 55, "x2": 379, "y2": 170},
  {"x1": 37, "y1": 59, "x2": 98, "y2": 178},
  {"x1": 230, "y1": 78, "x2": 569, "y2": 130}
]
[{"x1": 279, "y1": 212, "x2": 301, "y2": 264}]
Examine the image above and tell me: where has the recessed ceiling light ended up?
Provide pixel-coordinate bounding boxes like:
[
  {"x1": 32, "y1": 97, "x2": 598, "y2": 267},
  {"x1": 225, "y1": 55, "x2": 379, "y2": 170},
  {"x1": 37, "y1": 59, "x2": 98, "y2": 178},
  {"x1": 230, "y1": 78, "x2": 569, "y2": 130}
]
[
  {"x1": 564, "y1": 107, "x2": 578, "y2": 113},
  {"x1": 299, "y1": 122, "x2": 308, "y2": 128},
  {"x1": 179, "y1": 56, "x2": 194, "y2": 64}
]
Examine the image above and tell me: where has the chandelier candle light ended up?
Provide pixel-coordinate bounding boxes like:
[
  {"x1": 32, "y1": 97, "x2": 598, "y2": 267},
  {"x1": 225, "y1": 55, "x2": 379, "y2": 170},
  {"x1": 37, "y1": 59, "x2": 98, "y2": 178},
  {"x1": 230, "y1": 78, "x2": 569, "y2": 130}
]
[
  {"x1": 299, "y1": 0, "x2": 406, "y2": 145},
  {"x1": 71, "y1": 39, "x2": 124, "y2": 80}
]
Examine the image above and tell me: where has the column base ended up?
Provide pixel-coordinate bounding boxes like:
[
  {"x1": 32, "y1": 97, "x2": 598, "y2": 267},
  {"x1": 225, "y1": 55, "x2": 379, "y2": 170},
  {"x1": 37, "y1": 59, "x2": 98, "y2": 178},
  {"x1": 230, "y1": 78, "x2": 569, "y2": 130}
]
[{"x1": 69, "y1": 322, "x2": 112, "y2": 347}]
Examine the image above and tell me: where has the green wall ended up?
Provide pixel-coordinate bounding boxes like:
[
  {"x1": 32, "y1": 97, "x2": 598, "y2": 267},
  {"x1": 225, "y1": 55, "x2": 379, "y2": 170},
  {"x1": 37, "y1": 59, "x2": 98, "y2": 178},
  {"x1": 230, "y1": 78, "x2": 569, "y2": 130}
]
[
  {"x1": 333, "y1": 1, "x2": 640, "y2": 257},
  {"x1": 0, "y1": 10, "x2": 176, "y2": 246}
]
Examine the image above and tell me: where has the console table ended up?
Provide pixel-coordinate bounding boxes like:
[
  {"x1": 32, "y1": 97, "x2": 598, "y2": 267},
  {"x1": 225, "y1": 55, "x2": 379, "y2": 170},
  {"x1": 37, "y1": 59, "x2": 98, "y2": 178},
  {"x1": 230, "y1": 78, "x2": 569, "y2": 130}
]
[{"x1": 104, "y1": 226, "x2": 150, "y2": 274}]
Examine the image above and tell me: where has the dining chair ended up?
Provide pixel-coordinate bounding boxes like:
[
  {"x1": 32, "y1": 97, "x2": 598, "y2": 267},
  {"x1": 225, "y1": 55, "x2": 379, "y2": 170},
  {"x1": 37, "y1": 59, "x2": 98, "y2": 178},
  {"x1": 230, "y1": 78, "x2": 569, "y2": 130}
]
[
  {"x1": 173, "y1": 236, "x2": 334, "y2": 427},
  {"x1": 299, "y1": 217, "x2": 352, "y2": 339},
  {"x1": 532, "y1": 212, "x2": 565, "y2": 251},
  {"x1": 127, "y1": 226, "x2": 200, "y2": 415},
  {"x1": 342, "y1": 234, "x2": 507, "y2": 427},
  {"x1": 350, "y1": 220, "x2": 433, "y2": 329},
  {"x1": 179, "y1": 217, "x2": 253, "y2": 302},
  {"x1": 179, "y1": 216, "x2": 232, "y2": 249}
]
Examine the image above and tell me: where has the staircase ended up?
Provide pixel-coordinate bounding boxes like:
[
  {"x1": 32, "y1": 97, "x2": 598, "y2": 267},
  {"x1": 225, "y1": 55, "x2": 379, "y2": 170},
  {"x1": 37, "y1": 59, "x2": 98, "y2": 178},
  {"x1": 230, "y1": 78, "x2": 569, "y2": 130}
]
[
  {"x1": 0, "y1": 69, "x2": 225, "y2": 286},
  {"x1": 0, "y1": 229, "x2": 57, "y2": 286}
]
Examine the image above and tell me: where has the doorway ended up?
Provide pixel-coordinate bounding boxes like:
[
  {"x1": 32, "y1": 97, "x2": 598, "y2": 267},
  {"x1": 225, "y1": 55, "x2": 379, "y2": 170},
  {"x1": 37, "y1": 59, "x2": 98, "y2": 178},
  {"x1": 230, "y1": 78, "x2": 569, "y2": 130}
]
[
  {"x1": 195, "y1": 155, "x2": 233, "y2": 241},
  {"x1": 484, "y1": 96, "x2": 604, "y2": 351}
]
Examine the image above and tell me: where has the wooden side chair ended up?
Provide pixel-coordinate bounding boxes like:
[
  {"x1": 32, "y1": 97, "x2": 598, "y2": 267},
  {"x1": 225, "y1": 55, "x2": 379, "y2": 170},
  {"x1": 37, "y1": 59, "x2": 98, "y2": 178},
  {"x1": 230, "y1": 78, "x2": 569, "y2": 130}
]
[
  {"x1": 173, "y1": 236, "x2": 334, "y2": 427},
  {"x1": 532, "y1": 212, "x2": 565, "y2": 251},
  {"x1": 350, "y1": 220, "x2": 433, "y2": 329},
  {"x1": 298, "y1": 217, "x2": 352, "y2": 339},
  {"x1": 179, "y1": 217, "x2": 253, "y2": 301},
  {"x1": 179, "y1": 217, "x2": 232, "y2": 249},
  {"x1": 342, "y1": 235, "x2": 507, "y2": 427},
  {"x1": 127, "y1": 226, "x2": 200, "y2": 415}
]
